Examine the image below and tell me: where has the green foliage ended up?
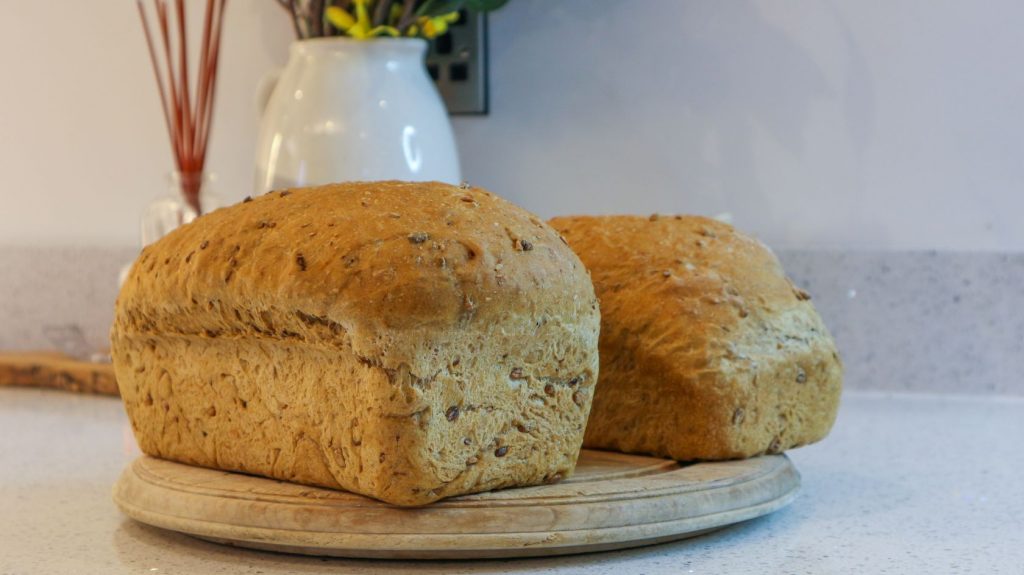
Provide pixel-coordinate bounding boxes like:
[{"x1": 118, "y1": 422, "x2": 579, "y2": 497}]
[
  {"x1": 416, "y1": 0, "x2": 467, "y2": 18},
  {"x1": 465, "y1": 0, "x2": 509, "y2": 11}
]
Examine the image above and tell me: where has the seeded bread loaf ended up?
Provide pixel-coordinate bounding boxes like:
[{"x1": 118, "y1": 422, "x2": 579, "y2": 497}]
[
  {"x1": 112, "y1": 181, "x2": 600, "y2": 506},
  {"x1": 549, "y1": 215, "x2": 841, "y2": 461}
]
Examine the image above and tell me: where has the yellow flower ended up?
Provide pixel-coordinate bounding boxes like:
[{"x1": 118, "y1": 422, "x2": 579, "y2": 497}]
[
  {"x1": 325, "y1": 6, "x2": 356, "y2": 31},
  {"x1": 353, "y1": 0, "x2": 371, "y2": 25},
  {"x1": 368, "y1": 25, "x2": 400, "y2": 38},
  {"x1": 350, "y1": 0, "x2": 372, "y2": 38},
  {"x1": 331, "y1": 5, "x2": 459, "y2": 40},
  {"x1": 325, "y1": 1, "x2": 398, "y2": 40},
  {"x1": 418, "y1": 12, "x2": 459, "y2": 39}
]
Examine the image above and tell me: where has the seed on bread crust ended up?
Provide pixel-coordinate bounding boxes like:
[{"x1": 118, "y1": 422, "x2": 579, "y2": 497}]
[{"x1": 445, "y1": 406, "x2": 460, "y2": 422}]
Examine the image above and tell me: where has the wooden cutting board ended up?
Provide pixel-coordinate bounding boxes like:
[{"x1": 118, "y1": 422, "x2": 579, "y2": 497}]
[
  {"x1": 113, "y1": 450, "x2": 800, "y2": 559},
  {"x1": 0, "y1": 352, "x2": 118, "y2": 396}
]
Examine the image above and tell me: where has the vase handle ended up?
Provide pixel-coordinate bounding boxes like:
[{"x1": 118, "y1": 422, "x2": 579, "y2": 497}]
[{"x1": 255, "y1": 69, "x2": 282, "y2": 116}]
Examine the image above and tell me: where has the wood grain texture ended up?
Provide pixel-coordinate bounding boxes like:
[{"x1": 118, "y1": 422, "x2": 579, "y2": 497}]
[
  {"x1": 0, "y1": 352, "x2": 118, "y2": 396},
  {"x1": 113, "y1": 449, "x2": 800, "y2": 559}
]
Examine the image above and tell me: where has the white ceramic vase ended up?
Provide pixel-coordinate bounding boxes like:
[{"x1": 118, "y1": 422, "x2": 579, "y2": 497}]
[{"x1": 255, "y1": 37, "x2": 461, "y2": 193}]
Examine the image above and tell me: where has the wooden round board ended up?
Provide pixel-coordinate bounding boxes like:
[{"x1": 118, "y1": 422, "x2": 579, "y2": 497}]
[{"x1": 113, "y1": 450, "x2": 800, "y2": 559}]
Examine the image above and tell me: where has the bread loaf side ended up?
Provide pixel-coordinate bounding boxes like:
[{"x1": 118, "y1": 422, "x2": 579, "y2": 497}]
[
  {"x1": 549, "y1": 215, "x2": 841, "y2": 460},
  {"x1": 113, "y1": 181, "x2": 600, "y2": 505}
]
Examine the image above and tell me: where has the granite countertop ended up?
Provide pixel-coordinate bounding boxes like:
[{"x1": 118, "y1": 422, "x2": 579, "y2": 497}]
[{"x1": 1, "y1": 388, "x2": 1021, "y2": 574}]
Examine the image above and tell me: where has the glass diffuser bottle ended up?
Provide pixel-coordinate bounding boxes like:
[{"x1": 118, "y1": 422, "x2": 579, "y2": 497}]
[{"x1": 141, "y1": 172, "x2": 222, "y2": 246}]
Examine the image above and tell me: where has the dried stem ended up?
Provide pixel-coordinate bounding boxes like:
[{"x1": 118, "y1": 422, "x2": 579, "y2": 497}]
[
  {"x1": 397, "y1": 0, "x2": 417, "y2": 32},
  {"x1": 372, "y1": 0, "x2": 391, "y2": 27},
  {"x1": 312, "y1": 0, "x2": 325, "y2": 37},
  {"x1": 274, "y1": 0, "x2": 303, "y2": 39}
]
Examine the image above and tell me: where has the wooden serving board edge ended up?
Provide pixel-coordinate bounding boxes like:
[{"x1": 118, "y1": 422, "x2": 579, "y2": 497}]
[
  {"x1": 113, "y1": 454, "x2": 800, "y2": 559},
  {"x1": 119, "y1": 488, "x2": 798, "y2": 559}
]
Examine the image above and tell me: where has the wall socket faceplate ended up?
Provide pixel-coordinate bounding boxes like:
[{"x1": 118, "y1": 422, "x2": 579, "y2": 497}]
[{"x1": 425, "y1": 11, "x2": 489, "y2": 115}]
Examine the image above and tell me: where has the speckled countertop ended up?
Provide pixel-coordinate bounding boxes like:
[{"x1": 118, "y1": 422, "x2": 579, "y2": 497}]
[
  {"x1": 5, "y1": 247, "x2": 1024, "y2": 396},
  {"x1": 1, "y1": 389, "x2": 1022, "y2": 574}
]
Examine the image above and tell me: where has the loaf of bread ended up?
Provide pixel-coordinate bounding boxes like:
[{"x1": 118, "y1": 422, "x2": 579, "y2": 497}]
[
  {"x1": 112, "y1": 181, "x2": 600, "y2": 506},
  {"x1": 549, "y1": 215, "x2": 841, "y2": 461}
]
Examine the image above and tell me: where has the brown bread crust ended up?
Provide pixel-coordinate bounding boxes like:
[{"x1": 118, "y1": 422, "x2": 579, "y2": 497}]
[
  {"x1": 112, "y1": 181, "x2": 600, "y2": 505},
  {"x1": 549, "y1": 215, "x2": 841, "y2": 460}
]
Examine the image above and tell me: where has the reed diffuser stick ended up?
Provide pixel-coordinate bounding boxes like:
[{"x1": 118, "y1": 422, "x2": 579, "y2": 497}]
[{"x1": 137, "y1": 0, "x2": 228, "y2": 215}]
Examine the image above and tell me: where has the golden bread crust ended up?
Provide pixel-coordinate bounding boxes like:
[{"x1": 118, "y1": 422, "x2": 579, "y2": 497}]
[
  {"x1": 113, "y1": 181, "x2": 600, "y2": 505},
  {"x1": 549, "y1": 214, "x2": 841, "y2": 460}
]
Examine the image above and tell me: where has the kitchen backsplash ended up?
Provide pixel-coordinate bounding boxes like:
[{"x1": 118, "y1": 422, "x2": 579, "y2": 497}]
[{"x1": 2, "y1": 246, "x2": 1020, "y2": 395}]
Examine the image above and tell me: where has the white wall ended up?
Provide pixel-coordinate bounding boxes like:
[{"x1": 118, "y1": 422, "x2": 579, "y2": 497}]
[{"x1": 2, "y1": 1, "x2": 1022, "y2": 250}]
